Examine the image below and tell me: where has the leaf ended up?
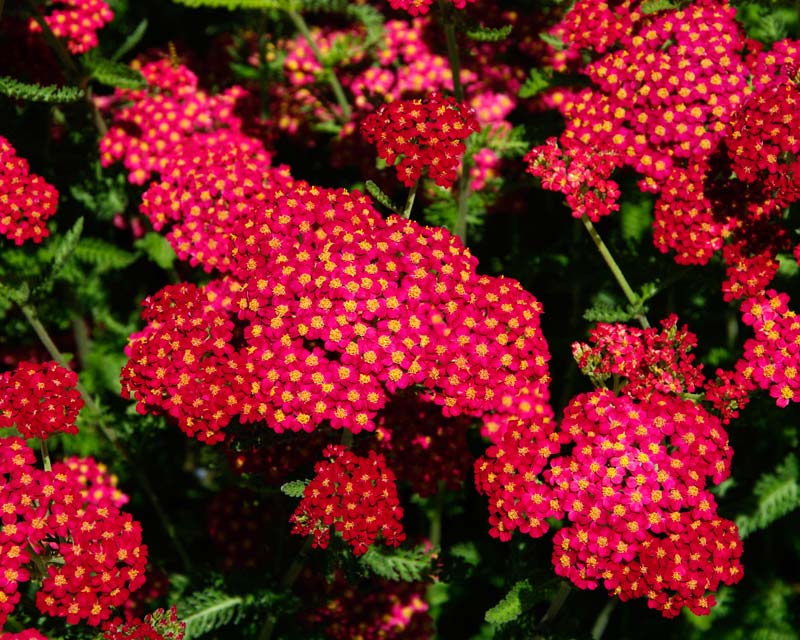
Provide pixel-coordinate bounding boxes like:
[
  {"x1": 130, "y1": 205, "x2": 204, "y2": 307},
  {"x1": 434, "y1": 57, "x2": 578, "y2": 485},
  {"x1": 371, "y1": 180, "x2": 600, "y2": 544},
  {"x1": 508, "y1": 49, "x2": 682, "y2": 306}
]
[
  {"x1": 539, "y1": 32, "x2": 565, "y2": 51},
  {"x1": 134, "y1": 232, "x2": 177, "y2": 270},
  {"x1": 0, "y1": 76, "x2": 84, "y2": 103},
  {"x1": 280, "y1": 480, "x2": 309, "y2": 498},
  {"x1": 178, "y1": 588, "x2": 246, "y2": 639},
  {"x1": 736, "y1": 454, "x2": 800, "y2": 538},
  {"x1": 365, "y1": 180, "x2": 400, "y2": 214},
  {"x1": 466, "y1": 24, "x2": 513, "y2": 43},
  {"x1": 518, "y1": 68, "x2": 550, "y2": 99},
  {"x1": 172, "y1": 0, "x2": 301, "y2": 9},
  {"x1": 620, "y1": 195, "x2": 653, "y2": 244},
  {"x1": 485, "y1": 579, "x2": 532, "y2": 626},
  {"x1": 82, "y1": 51, "x2": 148, "y2": 89},
  {"x1": 111, "y1": 19, "x2": 149, "y2": 61},
  {"x1": 641, "y1": 0, "x2": 677, "y2": 13},
  {"x1": 49, "y1": 217, "x2": 85, "y2": 284},
  {"x1": 74, "y1": 238, "x2": 137, "y2": 273},
  {"x1": 360, "y1": 544, "x2": 435, "y2": 582},
  {"x1": 0, "y1": 281, "x2": 30, "y2": 306}
]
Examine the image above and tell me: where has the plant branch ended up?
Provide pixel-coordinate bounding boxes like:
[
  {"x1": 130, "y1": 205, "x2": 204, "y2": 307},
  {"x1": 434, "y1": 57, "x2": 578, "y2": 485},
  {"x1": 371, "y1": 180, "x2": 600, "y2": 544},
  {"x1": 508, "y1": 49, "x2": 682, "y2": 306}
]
[
  {"x1": 403, "y1": 180, "x2": 419, "y2": 219},
  {"x1": 18, "y1": 303, "x2": 193, "y2": 572},
  {"x1": 591, "y1": 598, "x2": 617, "y2": 640},
  {"x1": 580, "y1": 215, "x2": 650, "y2": 329},
  {"x1": 539, "y1": 581, "x2": 571, "y2": 626},
  {"x1": 286, "y1": 9, "x2": 352, "y2": 123},
  {"x1": 40, "y1": 438, "x2": 52, "y2": 472}
]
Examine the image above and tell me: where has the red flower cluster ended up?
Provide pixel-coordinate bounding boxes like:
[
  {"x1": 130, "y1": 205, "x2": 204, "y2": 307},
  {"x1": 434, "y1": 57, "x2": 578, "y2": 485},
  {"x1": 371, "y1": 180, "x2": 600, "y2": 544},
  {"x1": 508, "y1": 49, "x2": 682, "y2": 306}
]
[
  {"x1": 290, "y1": 445, "x2": 405, "y2": 555},
  {"x1": 28, "y1": 0, "x2": 113, "y2": 54},
  {"x1": 0, "y1": 437, "x2": 147, "y2": 628},
  {"x1": 0, "y1": 361, "x2": 83, "y2": 440},
  {"x1": 99, "y1": 60, "x2": 250, "y2": 184},
  {"x1": 361, "y1": 94, "x2": 479, "y2": 187},
  {"x1": 0, "y1": 631, "x2": 48, "y2": 640},
  {"x1": 572, "y1": 315, "x2": 706, "y2": 398},
  {"x1": 473, "y1": 415, "x2": 563, "y2": 541},
  {"x1": 102, "y1": 606, "x2": 184, "y2": 640},
  {"x1": 0, "y1": 136, "x2": 59, "y2": 245},
  {"x1": 547, "y1": 390, "x2": 741, "y2": 617},
  {"x1": 55, "y1": 456, "x2": 129, "y2": 508}
]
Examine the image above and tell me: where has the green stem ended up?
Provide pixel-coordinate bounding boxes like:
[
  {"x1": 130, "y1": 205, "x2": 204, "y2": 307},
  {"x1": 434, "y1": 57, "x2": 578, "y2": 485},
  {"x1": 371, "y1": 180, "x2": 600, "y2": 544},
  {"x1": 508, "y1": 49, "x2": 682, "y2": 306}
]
[
  {"x1": 18, "y1": 303, "x2": 193, "y2": 572},
  {"x1": 286, "y1": 9, "x2": 352, "y2": 123},
  {"x1": 402, "y1": 181, "x2": 419, "y2": 219},
  {"x1": 580, "y1": 216, "x2": 650, "y2": 329},
  {"x1": 539, "y1": 581, "x2": 571, "y2": 626},
  {"x1": 39, "y1": 438, "x2": 52, "y2": 472},
  {"x1": 591, "y1": 598, "x2": 616, "y2": 640},
  {"x1": 257, "y1": 537, "x2": 314, "y2": 640},
  {"x1": 429, "y1": 481, "x2": 445, "y2": 549}
]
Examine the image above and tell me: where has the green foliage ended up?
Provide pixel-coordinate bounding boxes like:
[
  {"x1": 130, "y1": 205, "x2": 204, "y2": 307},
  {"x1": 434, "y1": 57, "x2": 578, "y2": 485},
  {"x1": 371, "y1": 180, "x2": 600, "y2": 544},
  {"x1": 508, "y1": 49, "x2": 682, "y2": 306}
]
[
  {"x1": 484, "y1": 579, "x2": 532, "y2": 626},
  {"x1": 111, "y1": 19, "x2": 149, "y2": 61},
  {"x1": 466, "y1": 24, "x2": 513, "y2": 43},
  {"x1": 518, "y1": 68, "x2": 550, "y2": 99},
  {"x1": 736, "y1": 454, "x2": 800, "y2": 538},
  {"x1": 539, "y1": 32, "x2": 565, "y2": 51},
  {"x1": 82, "y1": 51, "x2": 148, "y2": 89},
  {"x1": 172, "y1": 0, "x2": 301, "y2": 9},
  {"x1": 280, "y1": 479, "x2": 309, "y2": 498},
  {"x1": 360, "y1": 544, "x2": 436, "y2": 582},
  {"x1": 74, "y1": 238, "x2": 137, "y2": 273},
  {"x1": 620, "y1": 195, "x2": 654, "y2": 244},
  {"x1": 641, "y1": 0, "x2": 677, "y2": 13},
  {"x1": 365, "y1": 180, "x2": 400, "y2": 214},
  {"x1": 43, "y1": 217, "x2": 85, "y2": 289},
  {"x1": 0, "y1": 76, "x2": 84, "y2": 103},
  {"x1": 134, "y1": 232, "x2": 177, "y2": 270},
  {"x1": 178, "y1": 588, "x2": 247, "y2": 638}
]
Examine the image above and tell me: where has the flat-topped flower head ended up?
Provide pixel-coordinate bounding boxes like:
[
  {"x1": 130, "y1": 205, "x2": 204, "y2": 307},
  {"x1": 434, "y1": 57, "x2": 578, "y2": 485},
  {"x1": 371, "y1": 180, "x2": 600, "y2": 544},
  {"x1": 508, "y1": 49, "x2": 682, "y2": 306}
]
[
  {"x1": 361, "y1": 94, "x2": 479, "y2": 188},
  {"x1": 29, "y1": 0, "x2": 114, "y2": 54}
]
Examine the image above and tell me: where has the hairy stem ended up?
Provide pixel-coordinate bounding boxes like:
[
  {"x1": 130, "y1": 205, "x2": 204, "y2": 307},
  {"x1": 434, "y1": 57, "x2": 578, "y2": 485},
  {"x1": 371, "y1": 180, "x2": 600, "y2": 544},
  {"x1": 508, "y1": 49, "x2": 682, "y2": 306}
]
[
  {"x1": 39, "y1": 438, "x2": 52, "y2": 472},
  {"x1": 581, "y1": 215, "x2": 650, "y2": 329},
  {"x1": 19, "y1": 303, "x2": 193, "y2": 571},
  {"x1": 539, "y1": 581, "x2": 571, "y2": 626},
  {"x1": 286, "y1": 10, "x2": 352, "y2": 123},
  {"x1": 403, "y1": 181, "x2": 419, "y2": 219}
]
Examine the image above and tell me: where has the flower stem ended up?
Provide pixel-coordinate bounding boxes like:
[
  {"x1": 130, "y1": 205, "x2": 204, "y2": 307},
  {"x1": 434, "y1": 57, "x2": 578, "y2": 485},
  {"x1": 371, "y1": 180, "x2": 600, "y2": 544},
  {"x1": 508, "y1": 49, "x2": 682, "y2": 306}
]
[
  {"x1": 39, "y1": 438, "x2": 52, "y2": 472},
  {"x1": 580, "y1": 216, "x2": 650, "y2": 329},
  {"x1": 591, "y1": 598, "x2": 616, "y2": 640},
  {"x1": 286, "y1": 9, "x2": 352, "y2": 123},
  {"x1": 18, "y1": 302, "x2": 193, "y2": 572},
  {"x1": 257, "y1": 537, "x2": 314, "y2": 640},
  {"x1": 403, "y1": 181, "x2": 419, "y2": 219},
  {"x1": 539, "y1": 581, "x2": 571, "y2": 626}
]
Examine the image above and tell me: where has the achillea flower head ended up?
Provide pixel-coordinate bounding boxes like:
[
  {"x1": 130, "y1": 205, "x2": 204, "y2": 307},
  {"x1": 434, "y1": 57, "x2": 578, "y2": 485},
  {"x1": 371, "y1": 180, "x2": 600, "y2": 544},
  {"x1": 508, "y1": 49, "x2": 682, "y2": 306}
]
[
  {"x1": 0, "y1": 137, "x2": 59, "y2": 245},
  {"x1": 29, "y1": 0, "x2": 113, "y2": 54},
  {"x1": 361, "y1": 94, "x2": 479, "y2": 188}
]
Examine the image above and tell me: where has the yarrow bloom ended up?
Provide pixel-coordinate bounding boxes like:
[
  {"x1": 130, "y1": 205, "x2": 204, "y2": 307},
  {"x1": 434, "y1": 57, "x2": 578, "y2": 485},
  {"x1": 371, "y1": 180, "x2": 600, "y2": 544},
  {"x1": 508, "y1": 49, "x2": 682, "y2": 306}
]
[
  {"x1": 386, "y1": 0, "x2": 475, "y2": 17},
  {"x1": 0, "y1": 632, "x2": 49, "y2": 640},
  {"x1": 28, "y1": 0, "x2": 114, "y2": 54},
  {"x1": 102, "y1": 606, "x2": 185, "y2": 640},
  {"x1": 0, "y1": 361, "x2": 83, "y2": 439},
  {"x1": 361, "y1": 94, "x2": 479, "y2": 188},
  {"x1": 0, "y1": 137, "x2": 59, "y2": 245},
  {"x1": 0, "y1": 437, "x2": 146, "y2": 628},
  {"x1": 290, "y1": 445, "x2": 405, "y2": 555}
]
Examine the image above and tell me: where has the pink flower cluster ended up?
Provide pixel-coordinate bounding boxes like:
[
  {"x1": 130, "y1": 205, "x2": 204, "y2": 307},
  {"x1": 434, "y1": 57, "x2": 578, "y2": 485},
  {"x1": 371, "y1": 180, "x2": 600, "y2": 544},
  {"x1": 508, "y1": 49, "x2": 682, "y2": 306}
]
[
  {"x1": 0, "y1": 631, "x2": 48, "y2": 640},
  {"x1": 102, "y1": 606, "x2": 185, "y2": 640},
  {"x1": 361, "y1": 94, "x2": 479, "y2": 188},
  {"x1": 99, "y1": 60, "x2": 251, "y2": 185},
  {"x1": 547, "y1": 390, "x2": 741, "y2": 617},
  {"x1": 290, "y1": 445, "x2": 405, "y2": 555},
  {"x1": 0, "y1": 136, "x2": 59, "y2": 245},
  {"x1": 386, "y1": 0, "x2": 475, "y2": 18},
  {"x1": 0, "y1": 361, "x2": 83, "y2": 440},
  {"x1": 0, "y1": 437, "x2": 147, "y2": 628},
  {"x1": 29, "y1": 0, "x2": 113, "y2": 54}
]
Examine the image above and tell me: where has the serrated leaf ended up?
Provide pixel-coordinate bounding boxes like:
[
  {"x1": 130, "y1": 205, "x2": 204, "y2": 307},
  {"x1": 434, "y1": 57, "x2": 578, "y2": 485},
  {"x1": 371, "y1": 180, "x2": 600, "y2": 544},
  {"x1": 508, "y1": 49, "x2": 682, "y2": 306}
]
[
  {"x1": 0, "y1": 281, "x2": 30, "y2": 305},
  {"x1": 736, "y1": 454, "x2": 800, "y2": 538},
  {"x1": 281, "y1": 480, "x2": 309, "y2": 498},
  {"x1": 485, "y1": 579, "x2": 532, "y2": 626},
  {"x1": 172, "y1": 0, "x2": 301, "y2": 9},
  {"x1": 74, "y1": 238, "x2": 137, "y2": 273},
  {"x1": 518, "y1": 68, "x2": 550, "y2": 99},
  {"x1": 0, "y1": 76, "x2": 84, "y2": 103},
  {"x1": 49, "y1": 217, "x2": 85, "y2": 283},
  {"x1": 360, "y1": 544, "x2": 435, "y2": 582},
  {"x1": 111, "y1": 19, "x2": 149, "y2": 62},
  {"x1": 466, "y1": 24, "x2": 513, "y2": 43},
  {"x1": 82, "y1": 51, "x2": 147, "y2": 89},
  {"x1": 134, "y1": 232, "x2": 177, "y2": 270},
  {"x1": 620, "y1": 196, "x2": 653, "y2": 244},
  {"x1": 365, "y1": 180, "x2": 400, "y2": 214},
  {"x1": 178, "y1": 588, "x2": 245, "y2": 639},
  {"x1": 641, "y1": 0, "x2": 676, "y2": 13}
]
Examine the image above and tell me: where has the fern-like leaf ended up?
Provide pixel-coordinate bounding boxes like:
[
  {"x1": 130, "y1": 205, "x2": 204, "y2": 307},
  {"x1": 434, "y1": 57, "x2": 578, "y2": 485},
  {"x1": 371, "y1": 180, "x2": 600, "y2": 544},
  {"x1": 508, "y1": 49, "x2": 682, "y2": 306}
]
[
  {"x1": 466, "y1": 24, "x2": 513, "y2": 42},
  {"x1": 82, "y1": 51, "x2": 147, "y2": 89},
  {"x1": 111, "y1": 19, "x2": 149, "y2": 61},
  {"x1": 179, "y1": 589, "x2": 246, "y2": 639},
  {"x1": 74, "y1": 238, "x2": 137, "y2": 273},
  {"x1": 281, "y1": 480, "x2": 309, "y2": 498},
  {"x1": 518, "y1": 68, "x2": 550, "y2": 99},
  {"x1": 0, "y1": 76, "x2": 84, "y2": 103},
  {"x1": 365, "y1": 180, "x2": 400, "y2": 214},
  {"x1": 736, "y1": 454, "x2": 800, "y2": 538},
  {"x1": 485, "y1": 580, "x2": 532, "y2": 626},
  {"x1": 641, "y1": 0, "x2": 677, "y2": 13},
  {"x1": 47, "y1": 218, "x2": 85, "y2": 284},
  {"x1": 360, "y1": 544, "x2": 435, "y2": 582},
  {"x1": 134, "y1": 232, "x2": 177, "y2": 270}
]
